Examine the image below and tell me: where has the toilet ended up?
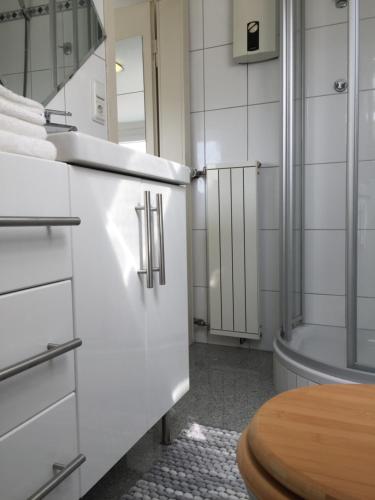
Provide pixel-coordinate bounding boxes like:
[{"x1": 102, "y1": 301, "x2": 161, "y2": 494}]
[{"x1": 237, "y1": 384, "x2": 375, "y2": 500}]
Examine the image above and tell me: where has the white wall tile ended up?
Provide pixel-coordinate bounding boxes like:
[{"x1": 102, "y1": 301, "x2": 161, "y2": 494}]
[
  {"x1": 1, "y1": 73, "x2": 31, "y2": 99},
  {"x1": 305, "y1": 94, "x2": 347, "y2": 164},
  {"x1": 248, "y1": 102, "x2": 280, "y2": 164},
  {"x1": 360, "y1": 0, "x2": 375, "y2": 19},
  {"x1": 305, "y1": 0, "x2": 347, "y2": 29},
  {"x1": 204, "y1": 44, "x2": 247, "y2": 110},
  {"x1": 205, "y1": 107, "x2": 247, "y2": 163},
  {"x1": 304, "y1": 293, "x2": 345, "y2": 327},
  {"x1": 192, "y1": 177, "x2": 206, "y2": 230},
  {"x1": 359, "y1": 18, "x2": 375, "y2": 91},
  {"x1": 359, "y1": 90, "x2": 375, "y2": 161},
  {"x1": 305, "y1": 23, "x2": 347, "y2": 98},
  {"x1": 203, "y1": 0, "x2": 232, "y2": 48},
  {"x1": 194, "y1": 325, "x2": 208, "y2": 343},
  {"x1": 248, "y1": 59, "x2": 280, "y2": 105},
  {"x1": 359, "y1": 161, "x2": 375, "y2": 229},
  {"x1": 30, "y1": 15, "x2": 51, "y2": 72},
  {"x1": 31, "y1": 70, "x2": 53, "y2": 103},
  {"x1": 258, "y1": 167, "x2": 280, "y2": 230},
  {"x1": 358, "y1": 297, "x2": 375, "y2": 331},
  {"x1": 189, "y1": 0, "x2": 204, "y2": 51},
  {"x1": 0, "y1": 20, "x2": 26, "y2": 75},
  {"x1": 259, "y1": 230, "x2": 280, "y2": 291},
  {"x1": 193, "y1": 286, "x2": 208, "y2": 321},
  {"x1": 304, "y1": 163, "x2": 346, "y2": 229},
  {"x1": 64, "y1": 54, "x2": 107, "y2": 138},
  {"x1": 358, "y1": 230, "x2": 375, "y2": 298},
  {"x1": 304, "y1": 230, "x2": 346, "y2": 295},
  {"x1": 256, "y1": 290, "x2": 280, "y2": 351},
  {"x1": 190, "y1": 112, "x2": 205, "y2": 170},
  {"x1": 190, "y1": 50, "x2": 204, "y2": 113},
  {"x1": 192, "y1": 230, "x2": 207, "y2": 287}
]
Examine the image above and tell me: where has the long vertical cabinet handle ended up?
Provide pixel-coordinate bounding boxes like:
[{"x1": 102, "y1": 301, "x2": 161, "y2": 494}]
[
  {"x1": 156, "y1": 194, "x2": 166, "y2": 285},
  {"x1": 137, "y1": 191, "x2": 154, "y2": 288}
]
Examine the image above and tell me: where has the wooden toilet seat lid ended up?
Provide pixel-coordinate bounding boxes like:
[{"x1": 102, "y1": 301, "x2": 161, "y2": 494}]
[{"x1": 244, "y1": 384, "x2": 375, "y2": 500}]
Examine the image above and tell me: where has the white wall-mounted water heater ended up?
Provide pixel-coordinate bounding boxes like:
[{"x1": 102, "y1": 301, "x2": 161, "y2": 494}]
[{"x1": 233, "y1": 0, "x2": 279, "y2": 64}]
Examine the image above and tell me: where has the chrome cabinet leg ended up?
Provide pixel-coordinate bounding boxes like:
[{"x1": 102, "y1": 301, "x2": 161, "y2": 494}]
[{"x1": 161, "y1": 413, "x2": 171, "y2": 445}]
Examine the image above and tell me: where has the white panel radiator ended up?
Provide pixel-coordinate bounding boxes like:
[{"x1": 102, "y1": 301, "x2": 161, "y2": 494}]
[{"x1": 206, "y1": 162, "x2": 260, "y2": 340}]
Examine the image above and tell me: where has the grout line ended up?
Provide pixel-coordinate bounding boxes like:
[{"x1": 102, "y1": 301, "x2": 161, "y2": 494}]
[
  {"x1": 304, "y1": 292, "x2": 345, "y2": 297},
  {"x1": 203, "y1": 42, "x2": 233, "y2": 51},
  {"x1": 305, "y1": 16, "x2": 375, "y2": 32},
  {"x1": 204, "y1": 104, "x2": 248, "y2": 113},
  {"x1": 305, "y1": 92, "x2": 347, "y2": 101},
  {"x1": 117, "y1": 90, "x2": 144, "y2": 96},
  {"x1": 305, "y1": 21, "x2": 348, "y2": 31}
]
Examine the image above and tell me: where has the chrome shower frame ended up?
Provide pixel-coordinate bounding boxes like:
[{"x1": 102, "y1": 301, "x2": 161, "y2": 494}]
[
  {"x1": 280, "y1": 0, "x2": 304, "y2": 341},
  {"x1": 281, "y1": 0, "x2": 372, "y2": 372}
]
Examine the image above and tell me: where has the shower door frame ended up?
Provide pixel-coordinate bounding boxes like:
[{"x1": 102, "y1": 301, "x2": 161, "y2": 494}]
[
  {"x1": 346, "y1": 0, "x2": 359, "y2": 369},
  {"x1": 280, "y1": 0, "x2": 304, "y2": 341},
  {"x1": 281, "y1": 0, "x2": 372, "y2": 372},
  {"x1": 346, "y1": 0, "x2": 374, "y2": 373}
]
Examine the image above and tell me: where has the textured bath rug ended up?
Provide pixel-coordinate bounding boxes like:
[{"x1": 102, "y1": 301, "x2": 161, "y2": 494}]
[{"x1": 122, "y1": 424, "x2": 248, "y2": 500}]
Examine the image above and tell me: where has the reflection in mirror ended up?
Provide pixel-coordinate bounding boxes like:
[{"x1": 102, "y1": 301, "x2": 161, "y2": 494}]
[
  {"x1": 116, "y1": 35, "x2": 146, "y2": 153},
  {"x1": 0, "y1": 0, "x2": 105, "y2": 105}
]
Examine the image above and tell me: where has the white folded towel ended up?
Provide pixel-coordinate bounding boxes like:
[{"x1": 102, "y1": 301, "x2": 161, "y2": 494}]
[
  {"x1": 0, "y1": 96, "x2": 45, "y2": 126},
  {"x1": 0, "y1": 130, "x2": 57, "y2": 161},
  {"x1": 0, "y1": 84, "x2": 44, "y2": 112},
  {"x1": 0, "y1": 113, "x2": 47, "y2": 140}
]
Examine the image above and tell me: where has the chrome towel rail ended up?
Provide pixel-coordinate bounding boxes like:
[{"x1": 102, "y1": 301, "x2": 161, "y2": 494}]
[
  {"x1": 27, "y1": 454, "x2": 86, "y2": 500},
  {"x1": 0, "y1": 217, "x2": 81, "y2": 227},
  {"x1": 0, "y1": 338, "x2": 82, "y2": 382}
]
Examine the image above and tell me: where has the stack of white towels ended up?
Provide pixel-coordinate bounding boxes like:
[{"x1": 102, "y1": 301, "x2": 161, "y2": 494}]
[{"x1": 0, "y1": 84, "x2": 57, "y2": 161}]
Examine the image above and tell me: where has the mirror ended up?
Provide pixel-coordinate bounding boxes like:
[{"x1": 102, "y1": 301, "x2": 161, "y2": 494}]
[
  {"x1": 0, "y1": 0, "x2": 105, "y2": 105},
  {"x1": 116, "y1": 35, "x2": 146, "y2": 153}
]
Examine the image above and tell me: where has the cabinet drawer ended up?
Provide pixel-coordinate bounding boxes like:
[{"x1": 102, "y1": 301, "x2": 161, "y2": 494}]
[
  {"x1": 0, "y1": 155, "x2": 73, "y2": 294},
  {"x1": 0, "y1": 281, "x2": 77, "y2": 437},
  {"x1": 0, "y1": 394, "x2": 81, "y2": 500}
]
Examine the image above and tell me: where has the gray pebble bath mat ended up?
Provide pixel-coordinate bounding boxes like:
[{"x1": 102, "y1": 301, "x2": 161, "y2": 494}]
[{"x1": 122, "y1": 424, "x2": 249, "y2": 500}]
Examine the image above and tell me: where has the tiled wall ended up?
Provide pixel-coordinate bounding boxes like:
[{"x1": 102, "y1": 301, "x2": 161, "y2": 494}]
[
  {"x1": 189, "y1": 0, "x2": 280, "y2": 351},
  {"x1": 0, "y1": 0, "x2": 107, "y2": 139},
  {"x1": 303, "y1": 0, "x2": 375, "y2": 336}
]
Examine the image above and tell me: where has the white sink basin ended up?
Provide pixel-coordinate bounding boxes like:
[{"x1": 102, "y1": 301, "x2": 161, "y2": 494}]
[{"x1": 48, "y1": 132, "x2": 190, "y2": 185}]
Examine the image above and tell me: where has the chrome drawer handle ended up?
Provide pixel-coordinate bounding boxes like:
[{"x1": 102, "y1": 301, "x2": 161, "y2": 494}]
[
  {"x1": 0, "y1": 338, "x2": 82, "y2": 382},
  {"x1": 156, "y1": 194, "x2": 166, "y2": 286},
  {"x1": 27, "y1": 454, "x2": 86, "y2": 500},
  {"x1": 0, "y1": 217, "x2": 81, "y2": 227},
  {"x1": 136, "y1": 191, "x2": 154, "y2": 289},
  {"x1": 136, "y1": 193, "x2": 166, "y2": 287}
]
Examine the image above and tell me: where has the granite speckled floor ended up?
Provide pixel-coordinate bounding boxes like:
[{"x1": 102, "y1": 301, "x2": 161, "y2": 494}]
[{"x1": 82, "y1": 343, "x2": 275, "y2": 500}]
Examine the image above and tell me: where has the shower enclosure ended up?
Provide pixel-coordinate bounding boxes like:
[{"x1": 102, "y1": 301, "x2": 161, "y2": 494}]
[{"x1": 276, "y1": 0, "x2": 375, "y2": 388}]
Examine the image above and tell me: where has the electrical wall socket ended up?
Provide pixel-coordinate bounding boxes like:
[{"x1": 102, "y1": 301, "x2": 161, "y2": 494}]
[{"x1": 91, "y1": 80, "x2": 106, "y2": 125}]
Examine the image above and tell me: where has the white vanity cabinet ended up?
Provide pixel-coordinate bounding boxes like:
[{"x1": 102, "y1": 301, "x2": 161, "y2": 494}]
[
  {"x1": 142, "y1": 180, "x2": 189, "y2": 428},
  {"x1": 0, "y1": 153, "x2": 83, "y2": 500},
  {"x1": 69, "y1": 167, "x2": 189, "y2": 495}
]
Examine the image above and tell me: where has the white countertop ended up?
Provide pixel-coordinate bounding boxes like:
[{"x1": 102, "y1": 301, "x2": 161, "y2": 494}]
[{"x1": 48, "y1": 132, "x2": 191, "y2": 185}]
